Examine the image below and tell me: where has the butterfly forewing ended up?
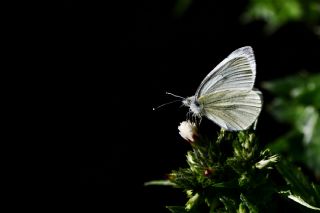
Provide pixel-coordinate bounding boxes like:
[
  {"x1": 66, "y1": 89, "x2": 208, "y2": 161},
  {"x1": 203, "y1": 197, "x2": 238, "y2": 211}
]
[
  {"x1": 195, "y1": 46, "x2": 256, "y2": 98},
  {"x1": 198, "y1": 90, "x2": 262, "y2": 130}
]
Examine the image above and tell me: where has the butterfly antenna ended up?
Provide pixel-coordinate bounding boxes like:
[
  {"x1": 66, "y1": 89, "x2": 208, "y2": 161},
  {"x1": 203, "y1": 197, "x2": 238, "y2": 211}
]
[
  {"x1": 153, "y1": 100, "x2": 181, "y2": 111},
  {"x1": 166, "y1": 92, "x2": 184, "y2": 99}
]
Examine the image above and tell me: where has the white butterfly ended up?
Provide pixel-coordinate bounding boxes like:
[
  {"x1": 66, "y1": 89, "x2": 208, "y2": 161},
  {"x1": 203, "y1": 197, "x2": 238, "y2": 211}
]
[{"x1": 182, "y1": 46, "x2": 262, "y2": 131}]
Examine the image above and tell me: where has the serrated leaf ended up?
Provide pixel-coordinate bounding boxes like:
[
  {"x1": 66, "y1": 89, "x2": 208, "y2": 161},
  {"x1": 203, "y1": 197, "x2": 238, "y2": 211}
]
[
  {"x1": 186, "y1": 193, "x2": 200, "y2": 210},
  {"x1": 287, "y1": 194, "x2": 320, "y2": 211},
  {"x1": 277, "y1": 160, "x2": 320, "y2": 208},
  {"x1": 240, "y1": 193, "x2": 258, "y2": 213}
]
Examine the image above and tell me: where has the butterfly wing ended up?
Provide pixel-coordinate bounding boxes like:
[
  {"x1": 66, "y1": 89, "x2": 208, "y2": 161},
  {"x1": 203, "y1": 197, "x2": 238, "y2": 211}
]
[
  {"x1": 195, "y1": 46, "x2": 256, "y2": 98},
  {"x1": 198, "y1": 90, "x2": 262, "y2": 130}
]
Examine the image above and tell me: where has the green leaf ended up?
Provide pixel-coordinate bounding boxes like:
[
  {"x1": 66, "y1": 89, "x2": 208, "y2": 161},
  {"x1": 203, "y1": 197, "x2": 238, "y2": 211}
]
[
  {"x1": 219, "y1": 196, "x2": 237, "y2": 212},
  {"x1": 242, "y1": 0, "x2": 320, "y2": 33},
  {"x1": 240, "y1": 193, "x2": 258, "y2": 213},
  {"x1": 264, "y1": 73, "x2": 320, "y2": 176},
  {"x1": 144, "y1": 180, "x2": 177, "y2": 186},
  {"x1": 262, "y1": 73, "x2": 320, "y2": 107},
  {"x1": 304, "y1": 119, "x2": 320, "y2": 176},
  {"x1": 277, "y1": 160, "x2": 320, "y2": 209},
  {"x1": 238, "y1": 202, "x2": 248, "y2": 213},
  {"x1": 185, "y1": 193, "x2": 200, "y2": 210},
  {"x1": 295, "y1": 106, "x2": 318, "y2": 145},
  {"x1": 287, "y1": 194, "x2": 320, "y2": 211}
]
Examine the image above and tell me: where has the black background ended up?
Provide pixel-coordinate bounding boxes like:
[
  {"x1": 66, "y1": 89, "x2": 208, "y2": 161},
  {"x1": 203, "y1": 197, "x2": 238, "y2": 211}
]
[{"x1": 61, "y1": 1, "x2": 319, "y2": 212}]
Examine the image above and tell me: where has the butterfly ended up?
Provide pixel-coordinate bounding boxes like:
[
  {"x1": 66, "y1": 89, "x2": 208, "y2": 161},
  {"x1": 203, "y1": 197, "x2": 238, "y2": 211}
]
[{"x1": 182, "y1": 46, "x2": 262, "y2": 131}]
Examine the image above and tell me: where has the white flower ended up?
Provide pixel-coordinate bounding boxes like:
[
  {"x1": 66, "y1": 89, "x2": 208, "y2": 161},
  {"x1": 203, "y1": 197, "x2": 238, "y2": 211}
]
[{"x1": 178, "y1": 121, "x2": 198, "y2": 143}]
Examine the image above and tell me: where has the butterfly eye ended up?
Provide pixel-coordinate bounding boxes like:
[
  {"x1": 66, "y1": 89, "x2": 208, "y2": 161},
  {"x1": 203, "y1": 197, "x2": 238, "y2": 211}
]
[{"x1": 194, "y1": 101, "x2": 200, "y2": 107}]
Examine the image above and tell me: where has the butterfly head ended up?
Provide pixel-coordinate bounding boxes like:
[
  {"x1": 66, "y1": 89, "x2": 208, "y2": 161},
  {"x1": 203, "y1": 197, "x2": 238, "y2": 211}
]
[{"x1": 183, "y1": 96, "x2": 202, "y2": 115}]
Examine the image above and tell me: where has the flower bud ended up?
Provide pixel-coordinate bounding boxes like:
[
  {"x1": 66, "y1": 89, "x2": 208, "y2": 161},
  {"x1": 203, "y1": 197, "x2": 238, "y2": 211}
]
[{"x1": 178, "y1": 120, "x2": 198, "y2": 143}]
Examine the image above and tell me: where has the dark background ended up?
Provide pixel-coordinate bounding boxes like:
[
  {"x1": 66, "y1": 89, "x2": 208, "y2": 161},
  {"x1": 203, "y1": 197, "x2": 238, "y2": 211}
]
[{"x1": 62, "y1": 0, "x2": 319, "y2": 212}]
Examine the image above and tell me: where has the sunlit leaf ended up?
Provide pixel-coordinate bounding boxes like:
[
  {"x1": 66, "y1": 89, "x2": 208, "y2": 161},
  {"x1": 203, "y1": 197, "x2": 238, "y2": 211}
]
[
  {"x1": 287, "y1": 194, "x2": 320, "y2": 211},
  {"x1": 243, "y1": 0, "x2": 320, "y2": 33},
  {"x1": 264, "y1": 73, "x2": 320, "y2": 177},
  {"x1": 144, "y1": 180, "x2": 177, "y2": 186},
  {"x1": 278, "y1": 159, "x2": 320, "y2": 206}
]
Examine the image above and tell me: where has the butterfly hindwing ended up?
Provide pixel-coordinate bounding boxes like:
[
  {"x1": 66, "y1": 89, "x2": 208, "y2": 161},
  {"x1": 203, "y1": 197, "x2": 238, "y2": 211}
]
[{"x1": 198, "y1": 90, "x2": 262, "y2": 130}]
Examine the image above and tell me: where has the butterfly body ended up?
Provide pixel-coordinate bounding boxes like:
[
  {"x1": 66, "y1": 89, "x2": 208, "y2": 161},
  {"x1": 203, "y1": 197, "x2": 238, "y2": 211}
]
[{"x1": 183, "y1": 46, "x2": 262, "y2": 131}]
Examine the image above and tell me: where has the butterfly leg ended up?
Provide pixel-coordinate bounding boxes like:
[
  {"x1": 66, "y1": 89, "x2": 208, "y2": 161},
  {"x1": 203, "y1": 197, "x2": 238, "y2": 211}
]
[
  {"x1": 198, "y1": 116, "x2": 202, "y2": 125},
  {"x1": 186, "y1": 111, "x2": 190, "y2": 121},
  {"x1": 191, "y1": 113, "x2": 199, "y2": 124}
]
